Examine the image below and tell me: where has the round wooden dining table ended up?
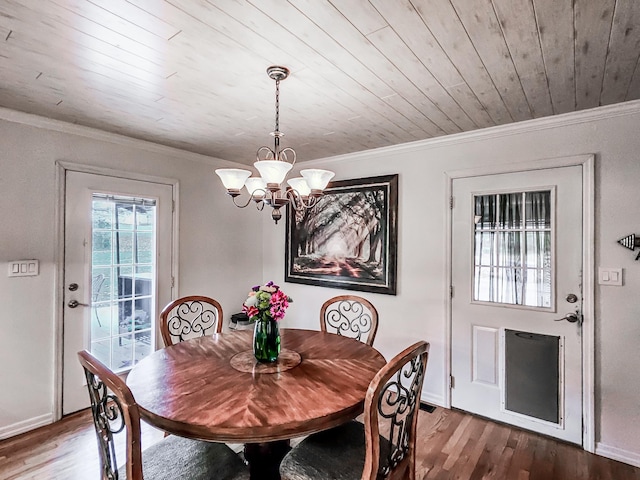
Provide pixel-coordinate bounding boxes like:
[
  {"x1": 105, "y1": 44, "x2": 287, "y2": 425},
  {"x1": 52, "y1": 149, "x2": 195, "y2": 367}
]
[{"x1": 126, "y1": 328, "x2": 386, "y2": 480}]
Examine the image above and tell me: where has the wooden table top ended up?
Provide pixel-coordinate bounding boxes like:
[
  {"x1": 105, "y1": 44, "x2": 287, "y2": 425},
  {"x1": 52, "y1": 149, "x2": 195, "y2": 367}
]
[{"x1": 126, "y1": 328, "x2": 386, "y2": 443}]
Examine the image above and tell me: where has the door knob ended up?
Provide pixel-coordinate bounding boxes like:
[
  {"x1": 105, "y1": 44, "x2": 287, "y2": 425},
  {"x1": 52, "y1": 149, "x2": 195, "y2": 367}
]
[
  {"x1": 68, "y1": 299, "x2": 88, "y2": 308},
  {"x1": 554, "y1": 312, "x2": 581, "y2": 323}
]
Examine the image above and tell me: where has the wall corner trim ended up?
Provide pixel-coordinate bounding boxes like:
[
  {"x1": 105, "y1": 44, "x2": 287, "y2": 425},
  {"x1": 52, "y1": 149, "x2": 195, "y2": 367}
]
[
  {"x1": 596, "y1": 442, "x2": 640, "y2": 468},
  {"x1": 0, "y1": 413, "x2": 53, "y2": 441}
]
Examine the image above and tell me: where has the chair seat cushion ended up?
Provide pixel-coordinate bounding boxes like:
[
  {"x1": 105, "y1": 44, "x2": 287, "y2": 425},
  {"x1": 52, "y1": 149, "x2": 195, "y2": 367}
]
[
  {"x1": 280, "y1": 421, "x2": 383, "y2": 480},
  {"x1": 118, "y1": 434, "x2": 248, "y2": 480}
]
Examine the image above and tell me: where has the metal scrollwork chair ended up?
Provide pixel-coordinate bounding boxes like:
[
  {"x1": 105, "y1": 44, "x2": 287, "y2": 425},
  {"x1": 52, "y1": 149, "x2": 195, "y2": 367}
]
[
  {"x1": 159, "y1": 295, "x2": 223, "y2": 347},
  {"x1": 280, "y1": 341, "x2": 429, "y2": 480},
  {"x1": 320, "y1": 295, "x2": 379, "y2": 346},
  {"x1": 91, "y1": 273, "x2": 106, "y2": 327},
  {"x1": 77, "y1": 350, "x2": 248, "y2": 480}
]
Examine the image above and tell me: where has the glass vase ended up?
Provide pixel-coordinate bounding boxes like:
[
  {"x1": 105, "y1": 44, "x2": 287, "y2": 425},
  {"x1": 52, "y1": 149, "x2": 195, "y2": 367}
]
[{"x1": 253, "y1": 318, "x2": 281, "y2": 363}]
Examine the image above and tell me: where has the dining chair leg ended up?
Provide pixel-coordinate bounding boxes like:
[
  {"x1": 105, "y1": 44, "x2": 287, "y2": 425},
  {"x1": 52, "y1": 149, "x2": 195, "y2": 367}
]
[{"x1": 244, "y1": 440, "x2": 290, "y2": 480}]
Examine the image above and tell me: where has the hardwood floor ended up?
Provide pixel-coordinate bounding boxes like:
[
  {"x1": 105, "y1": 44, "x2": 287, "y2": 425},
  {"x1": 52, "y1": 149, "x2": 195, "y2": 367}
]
[
  {"x1": 415, "y1": 408, "x2": 640, "y2": 479},
  {"x1": 0, "y1": 410, "x2": 165, "y2": 480},
  {"x1": 1, "y1": 407, "x2": 638, "y2": 479}
]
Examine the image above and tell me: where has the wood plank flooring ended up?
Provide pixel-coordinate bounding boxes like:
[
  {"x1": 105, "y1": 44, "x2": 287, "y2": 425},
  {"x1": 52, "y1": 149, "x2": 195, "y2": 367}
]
[
  {"x1": 1, "y1": 407, "x2": 639, "y2": 479},
  {"x1": 415, "y1": 408, "x2": 640, "y2": 480},
  {"x1": 0, "y1": 410, "x2": 165, "y2": 480}
]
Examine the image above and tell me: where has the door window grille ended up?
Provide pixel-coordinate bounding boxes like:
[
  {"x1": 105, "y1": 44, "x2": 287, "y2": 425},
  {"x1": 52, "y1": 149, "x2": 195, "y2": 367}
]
[
  {"x1": 473, "y1": 190, "x2": 552, "y2": 308},
  {"x1": 90, "y1": 194, "x2": 156, "y2": 372}
]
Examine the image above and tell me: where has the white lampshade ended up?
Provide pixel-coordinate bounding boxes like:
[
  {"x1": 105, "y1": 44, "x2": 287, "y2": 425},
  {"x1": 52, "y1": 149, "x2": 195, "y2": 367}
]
[
  {"x1": 215, "y1": 168, "x2": 251, "y2": 190},
  {"x1": 245, "y1": 177, "x2": 267, "y2": 198},
  {"x1": 287, "y1": 177, "x2": 311, "y2": 197},
  {"x1": 254, "y1": 160, "x2": 292, "y2": 185},
  {"x1": 300, "y1": 169, "x2": 335, "y2": 190}
]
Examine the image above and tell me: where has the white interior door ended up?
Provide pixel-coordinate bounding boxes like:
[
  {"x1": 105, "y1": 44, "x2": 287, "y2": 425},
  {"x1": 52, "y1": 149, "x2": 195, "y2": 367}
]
[
  {"x1": 451, "y1": 165, "x2": 583, "y2": 444},
  {"x1": 63, "y1": 171, "x2": 174, "y2": 415}
]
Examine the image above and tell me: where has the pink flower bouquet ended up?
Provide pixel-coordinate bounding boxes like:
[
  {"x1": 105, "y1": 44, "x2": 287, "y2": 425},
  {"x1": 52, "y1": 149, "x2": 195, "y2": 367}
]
[{"x1": 242, "y1": 281, "x2": 293, "y2": 322}]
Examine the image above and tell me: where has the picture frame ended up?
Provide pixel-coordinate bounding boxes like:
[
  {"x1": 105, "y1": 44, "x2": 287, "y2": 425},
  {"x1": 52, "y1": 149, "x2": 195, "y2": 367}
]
[{"x1": 285, "y1": 174, "x2": 398, "y2": 295}]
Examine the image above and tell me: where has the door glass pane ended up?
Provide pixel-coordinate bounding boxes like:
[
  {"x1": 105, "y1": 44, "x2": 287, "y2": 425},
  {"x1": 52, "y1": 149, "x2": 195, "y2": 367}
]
[
  {"x1": 116, "y1": 232, "x2": 134, "y2": 265},
  {"x1": 475, "y1": 231, "x2": 494, "y2": 265},
  {"x1": 475, "y1": 193, "x2": 523, "y2": 229},
  {"x1": 524, "y1": 268, "x2": 552, "y2": 308},
  {"x1": 90, "y1": 195, "x2": 157, "y2": 372},
  {"x1": 474, "y1": 266, "x2": 493, "y2": 302},
  {"x1": 496, "y1": 193, "x2": 523, "y2": 229},
  {"x1": 496, "y1": 232, "x2": 521, "y2": 268},
  {"x1": 473, "y1": 190, "x2": 552, "y2": 308},
  {"x1": 474, "y1": 195, "x2": 498, "y2": 229},
  {"x1": 525, "y1": 191, "x2": 551, "y2": 229},
  {"x1": 525, "y1": 231, "x2": 551, "y2": 269}
]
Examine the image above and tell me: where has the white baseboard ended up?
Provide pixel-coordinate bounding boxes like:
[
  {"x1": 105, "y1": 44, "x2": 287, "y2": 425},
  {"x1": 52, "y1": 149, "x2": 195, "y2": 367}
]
[
  {"x1": 596, "y1": 442, "x2": 640, "y2": 468},
  {"x1": 420, "y1": 391, "x2": 445, "y2": 408},
  {"x1": 0, "y1": 413, "x2": 53, "y2": 440}
]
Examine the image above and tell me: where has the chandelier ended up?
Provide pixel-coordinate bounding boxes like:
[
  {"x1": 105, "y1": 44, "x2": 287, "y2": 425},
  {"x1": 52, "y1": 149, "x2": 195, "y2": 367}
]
[{"x1": 215, "y1": 66, "x2": 334, "y2": 224}]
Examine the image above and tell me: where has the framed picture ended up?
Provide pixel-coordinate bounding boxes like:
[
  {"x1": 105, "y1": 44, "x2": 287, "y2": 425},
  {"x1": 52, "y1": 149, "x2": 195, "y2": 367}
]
[{"x1": 285, "y1": 174, "x2": 398, "y2": 295}]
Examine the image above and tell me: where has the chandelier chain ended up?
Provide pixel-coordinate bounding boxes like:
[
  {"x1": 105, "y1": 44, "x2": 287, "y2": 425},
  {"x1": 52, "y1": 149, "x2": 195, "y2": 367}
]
[
  {"x1": 275, "y1": 78, "x2": 280, "y2": 134},
  {"x1": 273, "y1": 78, "x2": 281, "y2": 156},
  {"x1": 214, "y1": 65, "x2": 334, "y2": 224}
]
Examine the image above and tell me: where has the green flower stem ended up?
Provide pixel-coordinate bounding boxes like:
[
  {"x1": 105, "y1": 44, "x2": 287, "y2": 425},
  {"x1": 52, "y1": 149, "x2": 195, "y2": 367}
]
[{"x1": 253, "y1": 318, "x2": 281, "y2": 363}]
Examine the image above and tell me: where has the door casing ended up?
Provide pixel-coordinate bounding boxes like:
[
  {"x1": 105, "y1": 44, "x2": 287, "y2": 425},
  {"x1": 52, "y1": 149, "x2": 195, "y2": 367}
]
[
  {"x1": 53, "y1": 161, "x2": 179, "y2": 420},
  {"x1": 444, "y1": 154, "x2": 595, "y2": 452}
]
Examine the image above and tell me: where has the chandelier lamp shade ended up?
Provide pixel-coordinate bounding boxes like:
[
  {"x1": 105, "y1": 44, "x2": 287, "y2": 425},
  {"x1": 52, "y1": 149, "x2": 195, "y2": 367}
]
[{"x1": 215, "y1": 66, "x2": 334, "y2": 224}]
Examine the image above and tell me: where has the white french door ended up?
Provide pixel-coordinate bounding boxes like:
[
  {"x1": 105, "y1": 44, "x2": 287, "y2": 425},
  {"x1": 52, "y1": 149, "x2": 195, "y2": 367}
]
[
  {"x1": 451, "y1": 165, "x2": 584, "y2": 444},
  {"x1": 62, "y1": 171, "x2": 174, "y2": 415}
]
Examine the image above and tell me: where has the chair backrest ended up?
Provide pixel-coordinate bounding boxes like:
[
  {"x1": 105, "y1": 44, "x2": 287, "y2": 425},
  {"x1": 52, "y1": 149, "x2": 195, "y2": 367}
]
[
  {"x1": 319, "y1": 295, "x2": 379, "y2": 346},
  {"x1": 91, "y1": 273, "x2": 106, "y2": 302},
  {"x1": 159, "y1": 295, "x2": 223, "y2": 346},
  {"x1": 77, "y1": 349, "x2": 144, "y2": 480},
  {"x1": 362, "y1": 341, "x2": 429, "y2": 480}
]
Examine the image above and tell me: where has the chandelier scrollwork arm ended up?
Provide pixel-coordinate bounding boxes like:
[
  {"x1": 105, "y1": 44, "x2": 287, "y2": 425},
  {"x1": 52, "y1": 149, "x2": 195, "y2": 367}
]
[
  {"x1": 285, "y1": 187, "x2": 321, "y2": 211},
  {"x1": 214, "y1": 65, "x2": 334, "y2": 224},
  {"x1": 278, "y1": 147, "x2": 296, "y2": 164},
  {"x1": 231, "y1": 190, "x2": 267, "y2": 210}
]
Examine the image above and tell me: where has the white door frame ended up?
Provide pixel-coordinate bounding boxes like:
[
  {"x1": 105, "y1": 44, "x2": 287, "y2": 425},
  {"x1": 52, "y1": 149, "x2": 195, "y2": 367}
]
[
  {"x1": 444, "y1": 154, "x2": 595, "y2": 452},
  {"x1": 53, "y1": 160, "x2": 180, "y2": 421}
]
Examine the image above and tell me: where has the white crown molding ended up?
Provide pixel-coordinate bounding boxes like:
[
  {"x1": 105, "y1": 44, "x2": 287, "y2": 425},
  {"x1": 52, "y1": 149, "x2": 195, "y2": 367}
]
[
  {"x1": 0, "y1": 107, "x2": 242, "y2": 169},
  {"x1": 311, "y1": 99, "x2": 640, "y2": 166},
  {"x1": 4, "y1": 100, "x2": 639, "y2": 170}
]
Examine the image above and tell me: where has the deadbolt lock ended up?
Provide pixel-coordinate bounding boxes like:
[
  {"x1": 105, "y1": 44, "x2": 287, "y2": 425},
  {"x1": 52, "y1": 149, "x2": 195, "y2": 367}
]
[{"x1": 566, "y1": 293, "x2": 578, "y2": 303}]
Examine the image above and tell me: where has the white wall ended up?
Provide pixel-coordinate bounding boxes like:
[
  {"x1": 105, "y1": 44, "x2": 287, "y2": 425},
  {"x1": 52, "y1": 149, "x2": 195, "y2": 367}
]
[
  {"x1": 0, "y1": 112, "x2": 262, "y2": 438},
  {"x1": 2, "y1": 101, "x2": 639, "y2": 466},
  {"x1": 263, "y1": 102, "x2": 640, "y2": 466}
]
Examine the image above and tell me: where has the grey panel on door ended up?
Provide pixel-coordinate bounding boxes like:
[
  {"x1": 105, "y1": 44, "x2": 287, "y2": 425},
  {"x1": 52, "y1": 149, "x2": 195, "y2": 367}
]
[{"x1": 505, "y1": 329, "x2": 559, "y2": 423}]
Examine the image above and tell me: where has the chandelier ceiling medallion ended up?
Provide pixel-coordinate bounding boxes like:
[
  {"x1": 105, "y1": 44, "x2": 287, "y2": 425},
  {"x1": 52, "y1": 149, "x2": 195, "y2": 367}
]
[{"x1": 215, "y1": 66, "x2": 335, "y2": 224}]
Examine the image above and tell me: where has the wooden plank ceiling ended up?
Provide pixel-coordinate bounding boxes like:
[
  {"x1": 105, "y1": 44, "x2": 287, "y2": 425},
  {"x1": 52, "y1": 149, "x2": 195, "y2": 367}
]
[{"x1": 1, "y1": 0, "x2": 639, "y2": 164}]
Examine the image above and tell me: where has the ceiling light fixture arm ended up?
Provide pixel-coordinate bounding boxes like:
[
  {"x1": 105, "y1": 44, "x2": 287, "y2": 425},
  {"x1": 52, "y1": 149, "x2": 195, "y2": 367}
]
[
  {"x1": 214, "y1": 65, "x2": 334, "y2": 225},
  {"x1": 230, "y1": 191, "x2": 266, "y2": 211},
  {"x1": 226, "y1": 186, "x2": 323, "y2": 224},
  {"x1": 285, "y1": 188, "x2": 322, "y2": 211}
]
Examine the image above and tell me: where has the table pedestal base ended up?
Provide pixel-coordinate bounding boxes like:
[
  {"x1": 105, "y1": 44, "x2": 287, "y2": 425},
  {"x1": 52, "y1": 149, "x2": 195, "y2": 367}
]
[{"x1": 244, "y1": 441, "x2": 291, "y2": 480}]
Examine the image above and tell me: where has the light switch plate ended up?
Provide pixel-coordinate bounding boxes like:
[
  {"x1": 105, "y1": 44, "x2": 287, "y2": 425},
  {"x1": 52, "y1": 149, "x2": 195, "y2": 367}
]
[
  {"x1": 598, "y1": 267, "x2": 623, "y2": 286},
  {"x1": 8, "y1": 260, "x2": 39, "y2": 277}
]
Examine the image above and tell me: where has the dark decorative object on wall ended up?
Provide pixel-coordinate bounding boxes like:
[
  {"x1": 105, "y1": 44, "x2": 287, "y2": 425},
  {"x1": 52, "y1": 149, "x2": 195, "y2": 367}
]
[
  {"x1": 617, "y1": 234, "x2": 640, "y2": 260},
  {"x1": 285, "y1": 174, "x2": 398, "y2": 295}
]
